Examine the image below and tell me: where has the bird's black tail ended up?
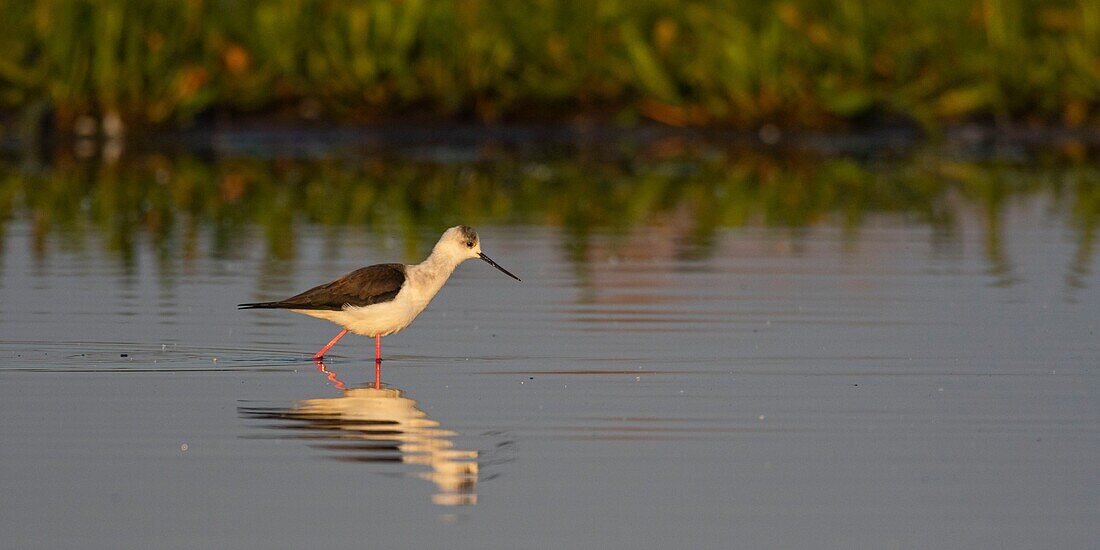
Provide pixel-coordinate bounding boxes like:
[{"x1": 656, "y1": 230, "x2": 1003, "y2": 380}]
[{"x1": 237, "y1": 301, "x2": 290, "y2": 310}]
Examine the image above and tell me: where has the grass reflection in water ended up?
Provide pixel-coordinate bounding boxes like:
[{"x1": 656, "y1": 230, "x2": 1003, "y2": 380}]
[{"x1": 0, "y1": 146, "x2": 1096, "y2": 291}]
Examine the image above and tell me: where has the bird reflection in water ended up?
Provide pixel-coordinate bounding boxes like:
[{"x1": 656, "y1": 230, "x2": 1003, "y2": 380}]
[{"x1": 240, "y1": 359, "x2": 479, "y2": 506}]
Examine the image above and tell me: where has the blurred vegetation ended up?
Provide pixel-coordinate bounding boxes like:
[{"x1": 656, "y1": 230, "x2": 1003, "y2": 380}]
[
  {"x1": 2, "y1": 0, "x2": 1099, "y2": 131},
  {"x1": 1, "y1": 148, "x2": 1096, "y2": 294}
]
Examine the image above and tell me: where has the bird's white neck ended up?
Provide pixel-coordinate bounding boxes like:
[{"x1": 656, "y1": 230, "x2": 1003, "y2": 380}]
[{"x1": 405, "y1": 246, "x2": 466, "y2": 297}]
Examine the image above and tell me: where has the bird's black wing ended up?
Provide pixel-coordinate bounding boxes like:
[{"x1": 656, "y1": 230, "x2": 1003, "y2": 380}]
[{"x1": 238, "y1": 264, "x2": 406, "y2": 310}]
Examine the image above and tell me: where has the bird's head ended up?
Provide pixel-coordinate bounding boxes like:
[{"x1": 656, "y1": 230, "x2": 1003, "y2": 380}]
[{"x1": 436, "y1": 225, "x2": 521, "y2": 281}]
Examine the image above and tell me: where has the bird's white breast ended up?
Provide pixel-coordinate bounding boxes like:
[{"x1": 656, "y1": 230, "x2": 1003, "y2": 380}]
[
  {"x1": 292, "y1": 281, "x2": 436, "y2": 338},
  {"x1": 291, "y1": 252, "x2": 460, "y2": 338}
]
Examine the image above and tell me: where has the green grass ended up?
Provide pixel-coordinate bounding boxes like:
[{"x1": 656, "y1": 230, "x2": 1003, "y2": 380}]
[{"x1": 1, "y1": 0, "x2": 1099, "y2": 130}]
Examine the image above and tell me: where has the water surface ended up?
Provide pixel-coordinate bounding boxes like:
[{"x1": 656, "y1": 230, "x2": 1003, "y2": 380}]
[{"x1": 0, "y1": 144, "x2": 1098, "y2": 549}]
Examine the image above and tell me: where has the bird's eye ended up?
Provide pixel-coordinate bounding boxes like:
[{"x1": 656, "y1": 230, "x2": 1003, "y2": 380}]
[{"x1": 465, "y1": 241, "x2": 475, "y2": 248}]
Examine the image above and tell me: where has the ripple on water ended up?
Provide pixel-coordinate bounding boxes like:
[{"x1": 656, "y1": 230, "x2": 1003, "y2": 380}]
[{"x1": 0, "y1": 341, "x2": 307, "y2": 373}]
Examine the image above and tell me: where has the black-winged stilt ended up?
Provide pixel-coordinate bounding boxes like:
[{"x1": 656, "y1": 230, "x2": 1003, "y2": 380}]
[{"x1": 239, "y1": 225, "x2": 520, "y2": 376}]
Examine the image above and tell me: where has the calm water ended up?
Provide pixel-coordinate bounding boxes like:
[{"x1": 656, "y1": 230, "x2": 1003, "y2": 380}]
[{"x1": 1, "y1": 141, "x2": 1098, "y2": 549}]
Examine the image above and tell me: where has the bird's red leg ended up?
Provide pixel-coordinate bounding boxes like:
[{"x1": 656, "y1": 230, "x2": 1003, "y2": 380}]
[
  {"x1": 374, "y1": 335, "x2": 382, "y2": 389},
  {"x1": 313, "y1": 329, "x2": 348, "y2": 361}
]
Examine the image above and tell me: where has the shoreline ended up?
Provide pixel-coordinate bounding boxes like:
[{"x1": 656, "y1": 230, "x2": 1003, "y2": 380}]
[
  {"x1": 2, "y1": 106, "x2": 1100, "y2": 159},
  {"x1": 3, "y1": 114, "x2": 1098, "y2": 161}
]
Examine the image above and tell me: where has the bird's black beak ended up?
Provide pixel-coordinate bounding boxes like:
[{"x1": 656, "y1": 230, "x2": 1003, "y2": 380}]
[{"x1": 479, "y1": 252, "x2": 521, "y2": 281}]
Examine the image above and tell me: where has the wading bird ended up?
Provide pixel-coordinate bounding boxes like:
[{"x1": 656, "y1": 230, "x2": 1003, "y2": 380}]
[{"x1": 239, "y1": 226, "x2": 520, "y2": 370}]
